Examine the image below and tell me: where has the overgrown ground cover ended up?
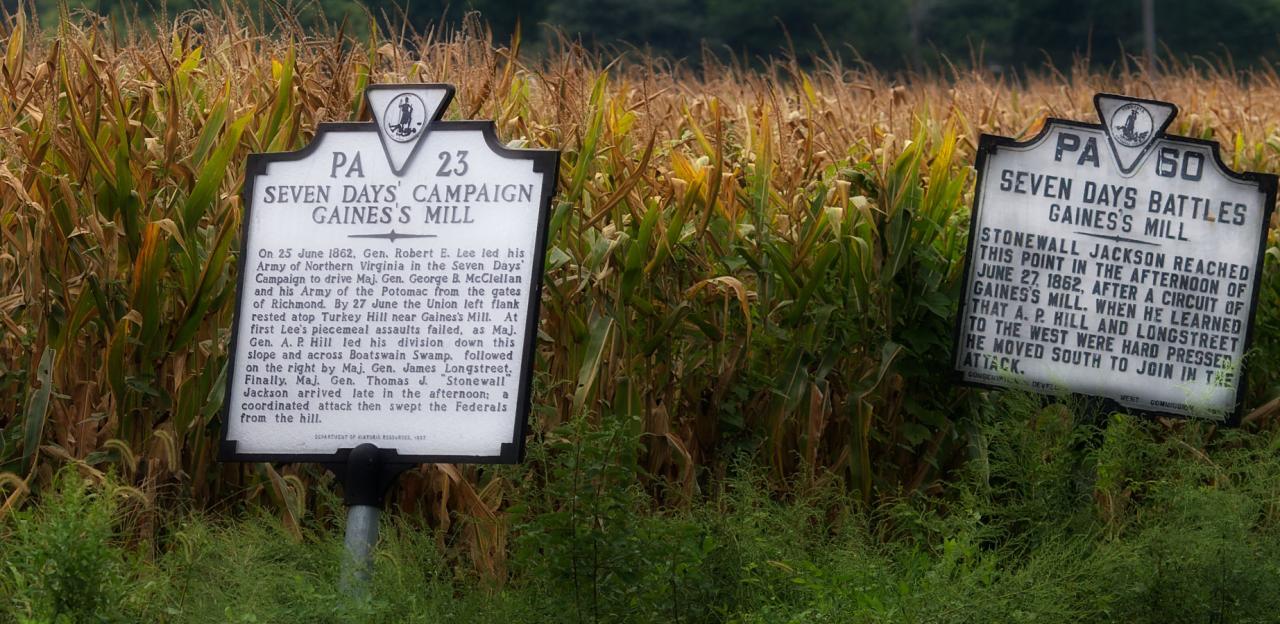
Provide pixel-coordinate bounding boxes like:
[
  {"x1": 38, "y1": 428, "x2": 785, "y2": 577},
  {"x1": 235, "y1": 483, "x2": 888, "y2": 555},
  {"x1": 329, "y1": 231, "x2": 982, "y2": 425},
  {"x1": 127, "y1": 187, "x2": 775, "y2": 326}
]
[
  {"x1": 8, "y1": 400, "x2": 1280, "y2": 623},
  {"x1": 2, "y1": 7, "x2": 1280, "y2": 623}
]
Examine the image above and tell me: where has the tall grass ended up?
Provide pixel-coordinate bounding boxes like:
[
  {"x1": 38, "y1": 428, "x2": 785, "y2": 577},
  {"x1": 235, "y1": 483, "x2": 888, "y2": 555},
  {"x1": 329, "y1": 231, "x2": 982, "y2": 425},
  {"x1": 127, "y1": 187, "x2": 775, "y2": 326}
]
[
  {"x1": 8, "y1": 404, "x2": 1280, "y2": 622},
  {"x1": 2, "y1": 6, "x2": 1278, "y2": 577}
]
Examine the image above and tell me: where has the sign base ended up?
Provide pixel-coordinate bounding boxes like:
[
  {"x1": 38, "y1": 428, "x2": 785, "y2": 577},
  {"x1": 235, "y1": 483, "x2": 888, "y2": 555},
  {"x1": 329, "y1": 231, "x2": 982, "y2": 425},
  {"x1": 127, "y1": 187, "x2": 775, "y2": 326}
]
[{"x1": 330, "y1": 443, "x2": 411, "y2": 600}]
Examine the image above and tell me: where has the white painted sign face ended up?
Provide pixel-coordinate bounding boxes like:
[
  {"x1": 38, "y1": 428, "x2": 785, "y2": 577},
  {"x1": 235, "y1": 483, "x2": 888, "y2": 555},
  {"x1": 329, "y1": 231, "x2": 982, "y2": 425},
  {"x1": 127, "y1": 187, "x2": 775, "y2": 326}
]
[
  {"x1": 955, "y1": 94, "x2": 1275, "y2": 423},
  {"x1": 221, "y1": 84, "x2": 557, "y2": 462}
]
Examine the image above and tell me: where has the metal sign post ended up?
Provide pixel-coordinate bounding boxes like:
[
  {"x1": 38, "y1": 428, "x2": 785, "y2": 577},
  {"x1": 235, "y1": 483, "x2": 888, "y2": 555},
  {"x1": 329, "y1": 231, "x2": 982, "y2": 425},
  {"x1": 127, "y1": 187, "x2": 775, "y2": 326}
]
[
  {"x1": 332, "y1": 444, "x2": 408, "y2": 599},
  {"x1": 342, "y1": 502, "x2": 379, "y2": 598}
]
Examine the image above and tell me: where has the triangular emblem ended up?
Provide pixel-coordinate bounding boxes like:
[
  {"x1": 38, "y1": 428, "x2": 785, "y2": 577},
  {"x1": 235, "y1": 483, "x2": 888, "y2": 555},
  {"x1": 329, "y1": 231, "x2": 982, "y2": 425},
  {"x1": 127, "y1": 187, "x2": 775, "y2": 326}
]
[
  {"x1": 1095, "y1": 93, "x2": 1177, "y2": 176},
  {"x1": 367, "y1": 84, "x2": 454, "y2": 175}
]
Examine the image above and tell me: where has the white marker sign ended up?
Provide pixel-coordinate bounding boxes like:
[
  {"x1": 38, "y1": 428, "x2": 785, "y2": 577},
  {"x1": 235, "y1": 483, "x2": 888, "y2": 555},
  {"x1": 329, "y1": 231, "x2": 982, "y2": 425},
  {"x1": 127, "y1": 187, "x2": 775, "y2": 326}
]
[
  {"x1": 955, "y1": 94, "x2": 1275, "y2": 423},
  {"x1": 221, "y1": 84, "x2": 557, "y2": 462}
]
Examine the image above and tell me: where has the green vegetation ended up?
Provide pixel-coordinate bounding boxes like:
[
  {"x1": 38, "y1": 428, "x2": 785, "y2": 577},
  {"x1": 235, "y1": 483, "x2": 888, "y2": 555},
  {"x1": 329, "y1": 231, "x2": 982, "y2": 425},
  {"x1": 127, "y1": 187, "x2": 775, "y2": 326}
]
[
  {"x1": 7, "y1": 401, "x2": 1280, "y2": 622},
  {"x1": 21, "y1": 0, "x2": 1280, "y2": 71},
  {"x1": 1, "y1": 7, "x2": 1279, "y2": 623}
]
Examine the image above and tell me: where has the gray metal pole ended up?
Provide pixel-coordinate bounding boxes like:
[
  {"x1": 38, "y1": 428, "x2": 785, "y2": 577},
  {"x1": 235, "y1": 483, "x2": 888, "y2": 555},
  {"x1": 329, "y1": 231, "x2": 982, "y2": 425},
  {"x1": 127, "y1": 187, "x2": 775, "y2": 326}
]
[
  {"x1": 337, "y1": 443, "x2": 389, "y2": 602},
  {"x1": 341, "y1": 504, "x2": 380, "y2": 599}
]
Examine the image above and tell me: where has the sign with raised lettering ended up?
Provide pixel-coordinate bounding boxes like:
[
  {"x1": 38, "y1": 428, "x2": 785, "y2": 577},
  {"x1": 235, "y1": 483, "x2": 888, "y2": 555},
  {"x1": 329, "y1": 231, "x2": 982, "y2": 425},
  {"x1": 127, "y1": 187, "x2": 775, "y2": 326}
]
[
  {"x1": 954, "y1": 93, "x2": 1275, "y2": 423},
  {"x1": 220, "y1": 84, "x2": 557, "y2": 462}
]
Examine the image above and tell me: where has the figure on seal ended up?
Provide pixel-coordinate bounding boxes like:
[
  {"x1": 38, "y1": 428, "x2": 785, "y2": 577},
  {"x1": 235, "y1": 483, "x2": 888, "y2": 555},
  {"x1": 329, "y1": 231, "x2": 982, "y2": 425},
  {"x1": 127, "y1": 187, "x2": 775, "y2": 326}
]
[
  {"x1": 1115, "y1": 107, "x2": 1149, "y2": 144},
  {"x1": 389, "y1": 95, "x2": 417, "y2": 138}
]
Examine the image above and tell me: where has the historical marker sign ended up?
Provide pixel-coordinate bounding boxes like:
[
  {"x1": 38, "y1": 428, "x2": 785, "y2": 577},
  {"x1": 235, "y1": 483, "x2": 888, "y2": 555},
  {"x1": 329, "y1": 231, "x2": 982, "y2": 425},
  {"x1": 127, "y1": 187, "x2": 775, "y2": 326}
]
[
  {"x1": 954, "y1": 93, "x2": 1276, "y2": 423},
  {"x1": 220, "y1": 84, "x2": 557, "y2": 462}
]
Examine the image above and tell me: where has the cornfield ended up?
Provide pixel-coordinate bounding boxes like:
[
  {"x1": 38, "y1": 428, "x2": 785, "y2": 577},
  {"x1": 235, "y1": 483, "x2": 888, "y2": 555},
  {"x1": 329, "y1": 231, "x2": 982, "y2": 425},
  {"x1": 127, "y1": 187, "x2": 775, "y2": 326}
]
[{"x1": 1, "y1": 7, "x2": 1278, "y2": 574}]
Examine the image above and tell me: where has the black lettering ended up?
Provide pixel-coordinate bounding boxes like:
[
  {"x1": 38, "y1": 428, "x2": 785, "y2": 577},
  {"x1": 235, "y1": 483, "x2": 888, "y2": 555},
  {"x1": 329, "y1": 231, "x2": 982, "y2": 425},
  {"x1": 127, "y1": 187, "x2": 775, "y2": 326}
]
[
  {"x1": 1055, "y1": 132, "x2": 1080, "y2": 162},
  {"x1": 1078, "y1": 137, "x2": 1100, "y2": 167}
]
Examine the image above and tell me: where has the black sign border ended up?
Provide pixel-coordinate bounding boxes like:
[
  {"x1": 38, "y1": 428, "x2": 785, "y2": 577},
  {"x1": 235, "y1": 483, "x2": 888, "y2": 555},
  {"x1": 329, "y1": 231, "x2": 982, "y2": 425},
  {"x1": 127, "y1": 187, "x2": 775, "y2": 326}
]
[
  {"x1": 219, "y1": 113, "x2": 558, "y2": 465},
  {"x1": 952, "y1": 111, "x2": 1277, "y2": 426}
]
